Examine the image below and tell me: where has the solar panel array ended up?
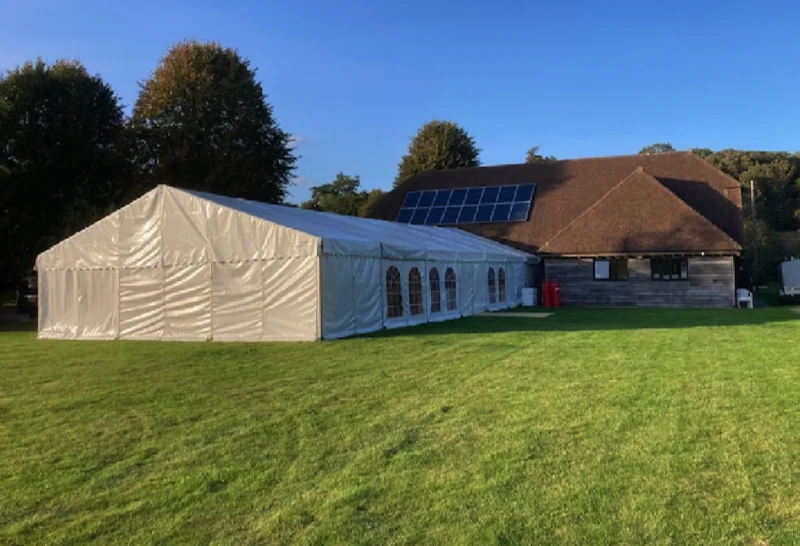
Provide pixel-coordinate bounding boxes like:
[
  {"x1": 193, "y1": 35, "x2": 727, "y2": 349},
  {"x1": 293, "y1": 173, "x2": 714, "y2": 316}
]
[{"x1": 396, "y1": 184, "x2": 536, "y2": 226}]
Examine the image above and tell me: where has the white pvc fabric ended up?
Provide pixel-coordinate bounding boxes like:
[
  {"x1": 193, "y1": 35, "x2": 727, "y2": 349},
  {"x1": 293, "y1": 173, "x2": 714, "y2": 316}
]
[
  {"x1": 780, "y1": 260, "x2": 800, "y2": 291},
  {"x1": 37, "y1": 185, "x2": 534, "y2": 341}
]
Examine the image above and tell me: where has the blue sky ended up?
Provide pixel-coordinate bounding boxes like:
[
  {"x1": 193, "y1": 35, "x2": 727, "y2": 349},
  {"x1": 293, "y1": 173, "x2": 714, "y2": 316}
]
[{"x1": 3, "y1": 0, "x2": 800, "y2": 203}]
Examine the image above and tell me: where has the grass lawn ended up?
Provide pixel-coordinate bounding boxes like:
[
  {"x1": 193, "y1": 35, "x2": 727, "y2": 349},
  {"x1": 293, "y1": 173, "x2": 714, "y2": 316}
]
[{"x1": 3, "y1": 308, "x2": 800, "y2": 545}]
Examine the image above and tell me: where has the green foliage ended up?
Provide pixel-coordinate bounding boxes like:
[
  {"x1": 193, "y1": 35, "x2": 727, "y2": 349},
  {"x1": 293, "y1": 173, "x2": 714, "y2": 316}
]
[
  {"x1": 394, "y1": 120, "x2": 480, "y2": 187},
  {"x1": 358, "y1": 188, "x2": 385, "y2": 218},
  {"x1": 0, "y1": 59, "x2": 126, "y2": 290},
  {"x1": 744, "y1": 218, "x2": 786, "y2": 283},
  {"x1": 3, "y1": 308, "x2": 800, "y2": 543},
  {"x1": 695, "y1": 148, "x2": 800, "y2": 281},
  {"x1": 525, "y1": 146, "x2": 558, "y2": 164},
  {"x1": 300, "y1": 173, "x2": 380, "y2": 217},
  {"x1": 703, "y1": 149, "x2": 800, "y2": 232},
  {"x1": 131, "y1": 40, "x2": 296, "y2": 203},
  {"x1": 691, "y1": 147, "x2": 714, "y2": 159},
  {"x1": 639, "y1": 142, "x2": 677, "y2": 154}
]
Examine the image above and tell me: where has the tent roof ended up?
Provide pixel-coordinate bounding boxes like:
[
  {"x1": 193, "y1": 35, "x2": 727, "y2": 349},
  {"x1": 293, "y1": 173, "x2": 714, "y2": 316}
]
[
  {"x1": 183, "y1": 188, "x2": 535, "y2": 262},
  {"x1": 37, "y1": 186, "x2": 534, "y2": 272}
]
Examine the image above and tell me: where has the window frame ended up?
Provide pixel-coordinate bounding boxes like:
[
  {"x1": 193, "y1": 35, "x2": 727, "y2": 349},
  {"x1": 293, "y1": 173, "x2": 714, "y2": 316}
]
[
  {"x1": 408, "y1": 267, "x2": 424, "y2": 316},
  {"x1": 445, "y1": 267, "x2": 458, "y2": 311},
  {"x1": 651, "y1": 258, "x2": 689, "y2": 281},
  {"x1": 488, "y1": 267, "x2": 497, "y2": 304},
  {"x1": 593, "y1": 258, "x2": 629, "y2": 281},
  {"x1": 429, "y1": 268, "x2": 441, "y2": 314},
  {"x1": 385, "y1": 266, "x2": 403, "y2": 318}
]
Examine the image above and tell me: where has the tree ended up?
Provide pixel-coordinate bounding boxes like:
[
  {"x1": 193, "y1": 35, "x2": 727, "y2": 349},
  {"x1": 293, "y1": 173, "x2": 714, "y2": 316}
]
[
  {"x1": 358, "y1": 189, "x2": 385, "y2": 218},
  {"x1": 702, "y1": 149, "x2": 800, "y2": 231},
  {"x1": 299, "y1": 173, "x2": 369, "y2": 217},
  {"x1": 394, "y1": 120, "x2": 480, "y2": 187},
  {"x1": 525, "y1": 146, "x2": 557, "y2": 164},
  {"x1": 691, "y1": 147, "x2": 714, "y2": 159},
  {"x1": 639, "y1": 142, "x2": 677, "y2": 155},
  {"x1": 744, "y1": 217, "x2": 784, "y2": 283},
  {"x1": 131, "y1": 40, "x2": 296, "y2": 203},
  {"x1": 0, "y1": 59, "x2": 126, "y2": 291}
]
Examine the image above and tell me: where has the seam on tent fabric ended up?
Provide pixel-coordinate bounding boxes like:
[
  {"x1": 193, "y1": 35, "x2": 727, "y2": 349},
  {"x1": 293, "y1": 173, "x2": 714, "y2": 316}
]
[
  {"x1": 317, "y1": 240, "x2": 323, "y2": 341},
  {"x1": 351, "y1": 259, "x2": 357, "y2": 337},
  {"x1": 379, "y1": 243, "x2": 386, "y2": 329},
  {"x1": 199, "y1": 187, "x2": 214, "y2": 342},
  {"x1": 159, "y1": 187, "x2": 166, "y2": 342},
  {"x1": 116, "y1": 268, "x2": 121, "y2": 340},
  {"x1": 116, "y1": 204, "x2": 122, "y2": 340},
  {"x1": 261, "y1": 258, "x2": 267, "y2": 342},
  {"x1": 208, "y1": 262, "x2": 214, "y2": 342},
  {"x1": 38, "y1": 255, "x2": 326, "y2": 272}
]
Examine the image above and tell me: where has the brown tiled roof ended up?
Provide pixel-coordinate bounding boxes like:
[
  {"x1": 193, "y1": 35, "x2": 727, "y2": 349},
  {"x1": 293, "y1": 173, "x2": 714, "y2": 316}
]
[
  {"x1": 539, "y1": 168, "x2": 740, "y2": 255},
  {"x1": 369, "y1": 152, "x2": 744, "y2": 255}
]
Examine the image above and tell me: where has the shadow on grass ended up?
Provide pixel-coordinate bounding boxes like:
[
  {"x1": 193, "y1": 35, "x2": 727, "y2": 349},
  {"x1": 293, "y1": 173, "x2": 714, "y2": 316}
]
[
  {"x1": 365, "y1": 307, "x2": 800, "y2": 339},
  {"x1": 756, "y1": 285, "x2": 800, "y2": 308},
  {"x1": 0, "y1": 320, "x2": 37, "y2": 333},
  {"x1": 0, "y1": 306, "x2": 36, "y2": 333}
]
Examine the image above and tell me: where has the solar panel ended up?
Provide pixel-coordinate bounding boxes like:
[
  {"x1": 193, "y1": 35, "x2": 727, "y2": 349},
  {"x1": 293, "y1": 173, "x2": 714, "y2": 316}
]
[
  {"x1": 410, "y1": 208, "x2": 428, "y2": 224},
  {"x1": 465, "y1": 188, "x2": 483, "y2": 205},
  {"x1": 515, "y1": 184, "x2": 535, "y2": 202},
  {"x1": 442, "y1": 206, "x2": 461, "y2": 224},
  {"x1": 475, "y1": 204, "x2": 494, "y2": 222},
  {"x1": 508, "y1": 202, "x2": 530, "y2": 222},
  {"x1": 433, "y1": 190, "x2": 451, "y2": 207},
  {"x1": 425, "y1": 207, "x2": 446, "y2": 225},
  {"x1": 396, "y1": 208, "x2": 414, "y2": 223},
  {"x1": 449, "y1": 189, "x2": 467, "y2": 206},
  {"x1": 492, "y1": 203, "x2": 512, "y2": 222},
  {"x1": 402, "y1": 191, "x2": 421, "y2": 209},
  {"x1": 418, "y1": 190, "x2": 436, "y2": 208},
  {"x1": 458, "y1": 205, "x2": 478, "y2": 223},
  {"x1": 481, "y1": 187, "x2": 499, "y2": 204},
  {"x1": 498, "y1": 185, "x2": 517, "y2": 203},
  {"x1": 395, "y1": 183, "x2": 535, "y2": 226}
]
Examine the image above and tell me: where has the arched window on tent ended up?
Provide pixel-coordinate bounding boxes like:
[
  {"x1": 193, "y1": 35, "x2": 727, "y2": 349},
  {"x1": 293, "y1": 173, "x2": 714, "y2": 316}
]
[
  {"x1": 498, "y1": 267, "x2": 506, "y2": 303},
  {"x1": 409, "y1": 267, "x2": 423, "y2": 316},
  {"x1": 445, "y1": 267, "x2": 457, "y2": 311},
  {"x1": 386, "y1": 266, "x2": 403, "y2": 318},
  {"x1": 488, "y1": 267, "x2": 497, "y2": 304},
  {"x1": 429, "y1": 268, "x2": 441, "y2": 314}
]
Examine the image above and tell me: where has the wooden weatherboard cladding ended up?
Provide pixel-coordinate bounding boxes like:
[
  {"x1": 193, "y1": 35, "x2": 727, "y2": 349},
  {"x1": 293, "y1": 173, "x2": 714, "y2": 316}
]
[{"x1": 545, "y1": 257, "x2": 734, "y2": 308}]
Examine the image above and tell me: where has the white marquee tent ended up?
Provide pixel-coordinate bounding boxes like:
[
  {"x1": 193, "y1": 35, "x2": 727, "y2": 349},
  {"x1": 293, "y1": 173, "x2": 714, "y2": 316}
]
[{"x1": 36, "y1": 185, "x2": 535, "y2": 341}]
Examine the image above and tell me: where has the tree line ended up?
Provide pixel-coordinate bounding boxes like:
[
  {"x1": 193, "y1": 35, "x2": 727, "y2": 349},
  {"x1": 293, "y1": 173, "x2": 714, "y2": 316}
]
[{"x1": 2, "y1": 40, "x2": 796, "y2": 291}]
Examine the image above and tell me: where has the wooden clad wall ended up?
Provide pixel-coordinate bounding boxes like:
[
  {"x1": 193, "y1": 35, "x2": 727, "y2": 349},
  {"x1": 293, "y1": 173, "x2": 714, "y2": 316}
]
[{"x1": 544, "y1": 257, "x2": 735, "y2": 308}]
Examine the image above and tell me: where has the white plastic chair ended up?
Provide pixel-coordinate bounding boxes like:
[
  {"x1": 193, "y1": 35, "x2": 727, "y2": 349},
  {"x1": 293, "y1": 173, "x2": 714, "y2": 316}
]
[{"x1": 736, "y1": 288, "x2": 753, "y2": 309}]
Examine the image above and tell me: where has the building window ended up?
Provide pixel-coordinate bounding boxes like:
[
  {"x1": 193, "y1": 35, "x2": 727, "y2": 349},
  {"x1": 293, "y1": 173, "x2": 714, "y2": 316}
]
[
  {"x1": 386, "y1": 266, "x2": 403, "y2": 318},
  {"x1": 498, "y1": 267, "x2": 506, "y2": 302},
  {"x1": 429, "y1": 268, "x2": 441, "y2": 314},
  {"x1": 488, "y1": 267, "x2": 497, "y2": 304},
  {"x1": 409, "y1": 267, "x2": 423, "y2": 315},
  {"x1": 594, "y1": 259, "x2": 629, "y2": 281},
  {"x1": 651, "y1": 258, "x2": 689, "y2": 281},
  {"x1": 445, "y1": 267, "x2": 457, "y2": 311}
]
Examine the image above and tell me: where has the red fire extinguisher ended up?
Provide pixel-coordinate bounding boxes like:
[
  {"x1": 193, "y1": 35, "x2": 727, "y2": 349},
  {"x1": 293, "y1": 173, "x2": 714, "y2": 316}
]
[
  {"x1": 552, "y1": 280, "x2": 561, "y2": 308},
  {"x1": 542, "y1": 280, "x2": 551, "y2": 308}
]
